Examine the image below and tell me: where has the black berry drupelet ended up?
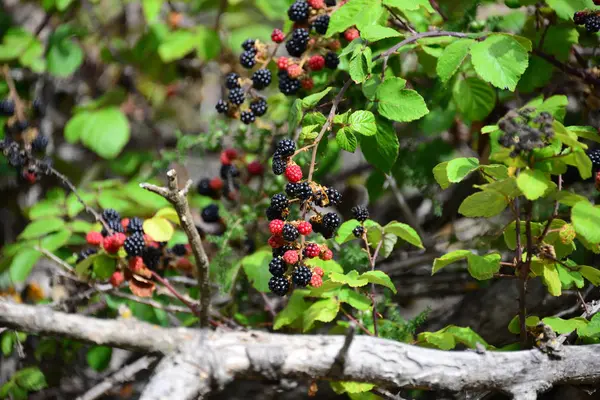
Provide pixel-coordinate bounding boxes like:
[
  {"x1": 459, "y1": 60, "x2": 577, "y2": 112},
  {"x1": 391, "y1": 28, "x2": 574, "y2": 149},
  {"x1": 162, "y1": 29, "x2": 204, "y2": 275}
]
[
  {"x1": 286, "y1": 28, "x2": 310, "y2": 57},
  {"x1": 240, "y1": 50, "x2": 257, "y2": 69},
  {"x1": 250, "y1": 99, "x2": 267, "y2": 116},
  {"x1": 272, "y1": 155, "x2": 286, "y2": 175},
  {"x1": 282, "y1": 224, "x2": 300, "y2": 242},
  {"x1": 271, "y1": 193, "x2": 289, "y2": 211},
  {"x1": 171, "y1": 244, "x2": 187, "y2": 256},
  {"x1": 296, "y1": 182, "x2": 313, "y2": 201},
  {"x1": 326, "y1": 187, "x2": 342, "y2": 206},
  {"x1": 0, "y1": 99, "x2": 15, "y2": 116},
  {"x1": 225, "y1": 72, "x2": 241, "y2": 89},
  {"x1": 292, "y1": 265, "x2": 312, "y2": 287},
  {"x1": 228, "y1": 88, "x2": 245, "y2": 105},
  {"x1": 353, "y1": 225, "x2": 365, "y2": 238},
  {"x1": 127, "y1": 217, "x2": 144, "y2": 234},
  {"x1": 240, "y1": 110, "x2": 255, "y2": 124},
  {"x1": 216, "y1": 100, "x2": 229, "y2": 114},
  {"x1": 269, "y1": 276, "x2": 290, "y2": 296},
  {"x1": 76, "y1": 248, "x2": 98, "y2": 264},
  {"x1": 201, "y1": 204, "x2": 220, "y2": 223},
  {"x1": 124, "y1": 233, "x2": 145, "y2": 257},
  {"x1": 586, "y1": 14, "x2": 600, "y2": 33},
  {"x1": 325, "y1": 52, "x2": 340, "y2": 69},
  {"x1": 276, "y1": 139, "x2": 296, "y2": 157},
  {"x1": 102, "y1": 208, "x2": 121, "y2": 222},
  {"x1": 31, "y1": 135, "x2": 48, "y2": 152},
  {"x1": 278, "y1": 71, "x2": 301, "y2": 96},
  {"x1": 251, "y1": 69, "x2": 272, "y2": 89},
  {"x1": 242, "y1": 38, "x2": 256, "y2": 51},
  {"x1": 323, "y1": 212, "x2": 341, "y2": 231},
  {"x1": 312, "y1": 14, "x2": 330, "y2": 35},
  {"x1": 269, "y1": 257, "x2": 286, "y2": 276},
  {"x1": 288, "y1": 1, "x2": 309, "y2": 22},
  {"x1": 352, "y1": 206, "x2": 369, "y2": 222},
  {"x1": 285, "y1": 182, "x2": 299, "y2": 198},
  {"x1": 197, "y1": 178, "x2": 213, "y2": 196},
  {"x1": 143, "y1": 246, "x2": 163, "y2": 270}
]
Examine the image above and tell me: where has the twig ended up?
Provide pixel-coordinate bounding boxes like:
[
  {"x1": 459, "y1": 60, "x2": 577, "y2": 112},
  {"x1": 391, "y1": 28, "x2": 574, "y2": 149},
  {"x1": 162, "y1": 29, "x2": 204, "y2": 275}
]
[
  {"x1": 533, "y1": 49, "x2": 600, "y2": 88},
  {"x1": 384, "y1": 5, "x2": 416, "y2": 34},
  {"x1": 2, "y1": 65, "x2": 26, "y2": 122},
  {"x1": 340, "y1": 308, "x2": 373, "y2": 336},
  {"x1": 140, "y1": 170, "x2": 211, "y2": 327},
  {"x1": 76, "y1": 356, "x2": 158, "y2": 400}
]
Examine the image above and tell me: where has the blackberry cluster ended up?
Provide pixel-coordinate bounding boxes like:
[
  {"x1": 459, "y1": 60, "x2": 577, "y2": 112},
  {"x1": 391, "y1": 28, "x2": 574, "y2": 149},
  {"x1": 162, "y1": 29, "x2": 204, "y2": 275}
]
[
  {"x1": 292, "y1": 265, "x2": 312, "y2": 287},
  {"x1": 215, "y1": 100, "x2": 229, "y2": 114},
  {"x1": 250, "y1": 99, "x2": 267, "y2": 116},
  {"x1": 124, "y1": 233, "x2": 145, "y2": 257},
  {"x1": 102, "y1": 219, "x2": 125, "y2": 236},
  {"x1": 573, "y1": 11, "x2": 600, "y2": 33},
  {"x1": 171, "y1": 244, "x2": 188, "y2": 257},
  {"x1": 285, "y1": 28, "x2": 310, "y2": 57},
  {"x1": 127, "y1": 217, "x2": 144, "y2": 234},
  {"x1": 242, "y1": 38, "x2": 256, "y2": 51},
  {"x1": 251, "y1": 69, "x2": 272, "y2": 90},
  {"x1": 326, "y1": 187, "x2": 342, "y2": 206},
  {"x1": 283, "y1": 224, "x2": 300, "y2": 241},
  {"x1": 240, "y1": 111, "x2": 255, "y2": 124},
  {"x1": 103, "y1": 208, "x2": 121, "y2": 222},
  {"x1": 226, "y1": 73, "x2": 241, "y2": 89},
  {"x1": 228, "y1": 88, "x2": 245, "y2": 105},
  {"x1": 278, "y1": 71, "x2": 301, "y2": 96},
  {"x1": 498, "y1": 109, "x2": 554, "y2": 157},
  {"x1": 313, "y1": 14, "x2": 330, "y2": 35},
  {"x1": 271, "y1": 193, "x2": 289, "y2": 211},
  {"x1": 323, "y1": 212, "x2": 341, "y2": 231},
  {"x1": 352, "y1": 206, "x2": 369, "y2": 222},
  {"x1": 288, "y1": 1, "x2": 309, "y2": 22},
  {"x1": 277, "y1": 139, "x2": 296, "y2": 157},
  {"x1": 269, "y1": 257, "x2": 286, "y2": 276},
  {"x1": 76, "y1": 248, "x2": 98, "y2": 264},
  {"x1": 266, "y1": 206, "x2": 284, "y2": 221},
  {"x1": 240, "y1": 49, "x2": 257, "y2": 69},
  {"x1": 353, "y1": 225, "x2": 365, "y2": 238},
  {"x1": 0, "y1": 99, "x2": 15, "y2": 116},
  {"x1": 269, "y1": 276, "x2": 290, "y2": 296},
  {"x1": 142, "y1": 246, "x2": 163, "y2": 270},
  {"x1": 325, "y1": 52, "x2": 340, "y2": 69}
]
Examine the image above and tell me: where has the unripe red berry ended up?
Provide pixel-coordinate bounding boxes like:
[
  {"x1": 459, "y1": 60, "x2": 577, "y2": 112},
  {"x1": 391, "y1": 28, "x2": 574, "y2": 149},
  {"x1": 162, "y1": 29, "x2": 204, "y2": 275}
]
[
  {"x1": 329, "y1": 39, "x2": 341, "y2": 50},
  {"x1": 301, "y1": 77, "x2": 314, "y2": 90},
  {"x1": 110, "y1": 271, "x2": 125, "y2": 287},
  {"x1": 220, "y1": 152, "x2": 231, "y2": 165},
  {"x1": 210, "y1": 177, "x2": 224, "y2": 191},
  {"x1": 176, "y1": 257, "x2": 193, "y2": 270},
  {"x1": 268, "y1": 235, "x2": 285, "y2": 248},
  {"x1": 297, "y1": 221, "x2": 313, "y2": 235},
  {"x1": 310, "y1": 274, "x2": 323, "y2": 288},
  {"x1": 86, "y1": 231, "x2": 103, "y2": 246},
  {"x1": 320, "y1": 248, "x2": 333, "y2": 261},
  {"x1": 304, "y1": 243, "x2": 320, "y2": 258},
  {"x1": 308, "y1": 0, "x2": 325, "y2": 9},
  {"x1": 277, "y1": 57, "x2": 290, "y2": 70},
  {"x1": 103, "y1": 235, "x2": 122, "y2": 254},
  {"x1": 271, "y1": 28, "x2": 285, "y2": 43},
  {"x1": 23, "y1": 171, "x2": 37, "y2": 184},
  {"x1": 344, "y1": 27, "x2": 360, "y2": 41},
  {"x1": 287, "y1": 64, "x2": 303, "y2": 79},
  {"x1": 283, "y1": 250, "x2": 299, "y2": 264},
  {"x1": 129, "y1": 256, "x2": 144, "y2": 272},
  {"x1": 285, "y1": 163, "x2": 303, "y2": 183},
  {"x1": 247, "y1": 160, "x2": 265, "y2": 176},
  {"x1": 121, "y1": 218, "x2": 130, "y2": 230},
  {"x1": 308, "y1": 55, "x2": 325, "y2": 71},
  {"x1": 313, "y1": 266, "x2": 324, "y2": 277},
  {"x1": 224, "y1": 148, "x2": 238, "y2": 160},
  {"x1": 269, "y1": 219, "x2": 285, "y2": 236}
]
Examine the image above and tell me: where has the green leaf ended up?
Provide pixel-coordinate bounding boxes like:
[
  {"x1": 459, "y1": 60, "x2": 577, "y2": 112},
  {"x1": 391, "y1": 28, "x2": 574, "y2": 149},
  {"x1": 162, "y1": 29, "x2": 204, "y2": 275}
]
[
  {"x1": 326, "y1": 0, "x2": 385, "y2": 36},
  {"x1": 503, "y1": 221, "x2": 544, "y2": 251},
  {"x1": 158, "y1": 30, "x2": 197, "y2": 62},
  {"x1": 1, "y1": 333, "x2": 13, "y2": 356},
  {"x1": 87, "y1": 346, "x2": 112, "y2": 372},
  {"x1": 304, "y1": 258, "x2": 344, "y2": 274},
  {"x1": 458, "y1": 191, "x2": 508, "y2": 217},
  {"x1": 467, "y1": 253, "x2": 500, "y2": 280},
  {"x1": 274, "y1": 292, "x2": 309, "y2": 330},
  {"x1": 142, "y1": 0, "x2": 162, "y2": 21},
  {"x1": 516, "y1": 169, "x2": 555, "y2": 200},
  {"x1": 40, "y1": 230, "x2": 71, "y2": 252},
  {"x1": 445, "y1": 326, "x2": 490, "y2": 349},
  {"x1": 195, "y1": 27, "x2": 221, "y2": 61},
  {"x1": 348, "y1": 110, "x2": 377, "y2": 136},
  {"x1": 578, "y1": 313, "x2": 600, "y2": 338},
  {"x1": 554, "y1": 121, "x2": 586, "y2": 150},
  {"x1": 437, "y1": 39, "x2": 474, "y2": 83},
  {"x1": 432, "y1": 250, "x2": 472, "y2": 274},
  {"x1": 336, "y1": 128, "x2": 358, "y2": 152},
  {"x1": 376, "y1": 79, "x2": 429, "y2": 122},
  {"x1": 335, "y1": 219, "x2": 361, "y2": 244},
  {"x1": 579, "y1": 265, "x2": 600, "y2": 286},
  {"x1": 143, "y1": 217, "x2": 174, "y2": 242},
  {"x1": 338, "y1": 288, "x2": 372, "y2": 311},
  {"x1": 508, "y1": 315, "x2": 540, "y2": 334},
  {"x1": 546, "y1": 0, "x2": 593, "y2": 20},
  {"x1": 452, "y1": 77, "x2": 496, "y2": 121},
  {"x1": 433, "y1": 162, "x2": 450, "y2": 189},
  {"x1": 360, "y1": 25, "x2": 402, "y2": 42},
  {"x1": 564, "y1": 150, "x2": 593, "y2": 180},
  {"x1": 568, "y1": 126, "x2": 600, "y2": 143},
  {"x1": 542, "y1": 316, "x2": 588, "y2": 334},
  {"x1": 383, "y1": 0, "x2": 433, "y2": 12},
  {"x1": 76, "y1": 253, "x2": 100, "y2": 277},
  {"x1": 303, "y1": 298, "x2": 340, "y2": 331},
  {"x1": 241, "y1": 249, "x2": 271, "y2": 292},
  {"x1": 446, "y1": 157, "x2": 479, "y2": 183},
  {"x1": 56, "y1": 0, "x2": 74, "y2": 10},
  {"x1": 288, "y1": 99, "x2": 302, "y2": 134},
  {"x1": 302, "y1": 87, "x2": 332, "y2": 108},
  {"x1": 542, "y1": 264, "x2": 562, "y2": 296},
  {"x1": 470, "y1": 34, "x2": 529, "y2": 91},
  {"x1": 349, "y1": 46, "x2": 372, "y2": 84},
  {"x1": 14, "y1": 367, "x2": 47, "y2": 391},
  {"x1": 93, "y1": 255, "x2": 116, "y2": 280},
  {"x1": 361, "y1": 270, "x2": 397, "y2": 293},
  {"x1": 81, "y1": 108, "x2": 131, "y2": 159},
  {"x1": 360, "y1": 119, "x2": 399, "y2": 173},
  {"x1": 417, "y1": 331, "x2": 455, "y2": 350},
  {"x1": 329, "y1": 270, "x2": 369, "y2": 287},
  {"x1": 47, "y1": 25, "x2": 83, "y2": 77},
  {"x1": 572, "y1": 201, "x2": 600, "y2": 244},
  {"x1": 28, "y1": 202, "x2": 64, "y2": 219},
  {"x1": 331, "y1": 381, "x2": 375, "y2": 394},
  {"x1": 383, "y1": 221, "x2": 423, "y2": 248},
  {"x1": 20, "y1": 217, "x2": 65, "y2": 239}
]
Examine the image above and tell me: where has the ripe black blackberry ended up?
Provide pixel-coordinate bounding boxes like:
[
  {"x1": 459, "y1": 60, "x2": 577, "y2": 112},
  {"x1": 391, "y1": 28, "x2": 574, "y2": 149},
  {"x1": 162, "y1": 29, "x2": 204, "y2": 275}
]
[
  {"x1": 272, "y1": 155, "x2": 286, "y2": 175},
  {"x1": 76, "y1": 248, "x2": 97, "y2": 264},
  {"x1": 101, "y1": 219, "x2": 124, "y2": 237},
  {"x1": 103, "y1": 208, "x2": 121, "y2": 222},
  {"x1": 269, "y1": 276, "x2": 290, "y2": 296},
  {"x1": 296, "y1": 182, "x2": 313, "y2": 200},
  {"x1": 0, "y1": 99, "x2": 15, "y2": 116},
  {"x1": 273, "y1": 244, "x2": 294, "y2": 258},
  {"x1": 325, "y1": 52, "x2": 340, "y2": 69},
  {"x1": 586, "y1": 14, "x2": 600, "y2": 33},
  {"x1": 240, "y1": 110, "x2": 255, "y2": 124},
  {"x1": 353, "y1": 225, "x2": 365, "y2": 238},
  {"x1": 292, "y1": 265, "x2": 312, "y2": 287},
  {"x1": 285, "y1": 28, "x2": 310, "y2": 57},
  {"x1": 271, "y1": 193, "x2": 289, "y2": 211},
  {"x1": 240, "y1": 50, "x2": 257, "y2": 69},
  {"x1": 326, "y1": 187, "x2": 342, "y2": 206},
  {"x1": 242, "y1": 38, "x2": 256, "y2": 51},
  {"x1": 266, "y1": 206, "x2": 283, "y2": 221},
  {"x1": 124, "y1": 233, "x2": 145, "y2": 257},
  {"x1": 8, "y1": 149, "x2": 25, "y2": 167},
  {"x1": 228, "y1": 88, "x2": 245, "y2": 105},
  {"x1": 352, "y1": 206, "x2": 369, "y2": 222},
  {"x1": 325, "y1": 0, "x2": 336, "y2": 5},
  {"x1": 574, "y1": 11, "x2": 589, "y2": 25},
  {"x1": 31, "y1": 135, "x2": 48, "y2": 152},
  {"x1": 13, "y1": 120, "x2": 28, "y2": 133},
  {"x1": 127, "y1": 217, "x2": 144, "y2": 234},
  {"x1": 269, "y1": 257, "x2": 286, "y2": 276},
  {"x1": 588, "y1": 149, "x2": 600, "y2": 169},
  {"x1": 32, "y1": 99, "x2": 44, "y2": 117},
  {"x1": 216, "y1": 99, "x2": 229, "y2": 114},
  {"x1": 201, "y1": 204, "x2": 220, "y2": 223},
  {"x1": 197, "y1": 178, "x2": 213, "y2": 196},
  {"x1": 285, "y1": 182, "x2": 299, "y2": 198},
  {"x1": 288, "y1": 1, "x2": 309, "y2": 21},
  {"x1": 251, "y1": 69, "x2": 272, "y2": 89},
  {"x1": 323, "y1": 212, "x2": 341, "y2": 231},
  {"x1": 282, "y1": 224, "x2": 300, "y2": 241},
  {"x1": 250, "y1": 99, "x2": 267, "y2": 116},
  {"x1": 276, "y1": 139, "x2": 296, "y2": 157},
  {"x1": 312, "y1": 14, "x2": 330, "y2": 35},
  {"x1": 278, "y1": 72, "x2": 301, "y2": 96},
  {"x1": 220, "y1": 164, "x2": 240, "y2": 179},
  {"x1": 171, "y1": 244, "x2": 187, "y2": 256},
  {"x1": 143, "y1": 246, "x2": 163, "y2": 270},
  {"x1": 225, "y1": 72, "x2": 241, "y2": 89}
]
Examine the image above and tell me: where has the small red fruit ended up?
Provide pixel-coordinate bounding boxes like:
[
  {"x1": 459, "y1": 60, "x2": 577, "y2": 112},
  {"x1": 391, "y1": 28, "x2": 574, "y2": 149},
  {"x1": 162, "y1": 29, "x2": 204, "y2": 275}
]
[
  {"x1": 210, "y1": 177, "x2": 224, "y2": 191},
  {"x1": 595, "y1": 171, "x2": 600, "y2": 192},
  {"x1": 308, "y1": 0, "x2": 325, "y2": 9},
  {"x1": 304, "y1": 243, "x2": 320, "y2": 258},
  {"x1": 121, "y1": 218, "x2": 130, "y2": 230},
  {"x1": 86, "y1": 231, "x2": 103, "y2": 246},
  {"x1": 287, "y1": 64, "x2": 303, "y2": 79},
  {"x1": 344, "y1": 27, "x2": 360, "y2": 42},
  {"x1": 129, "y1": 256, "x2": 144, "y2": 273},
  {"x1": 271, "y1": 28, "x2": 285, "y2": 43},
  {"x1": 308, "y1": 55, "x2": 325, "y2": 71},
  {"x1": 313, "y1": 266, "x2": 324, "y2": 277},
  {"x1": 103, "y1": 235, "x2": 121, "y2": 254},
  {"x1": 277, "y1": 57, "x2": 290, "y2": 70},
  {"x1": 269, "y1": 219, "x2": 285, "y2": 236},
  {"x1": 285, "y1": 163, "x2": 303, "y2": 183},
  {"x1": 224, "y1": 148, "x2": 238, "y2": 160},
  {"x1": 301, "y1": 77, "x2": 314, "y2": 90},
  {"x1": 23, "y1": 171, "x2": 37, "y2": 184},
  {"x1": 329, "y1": 39, "x2": 341, "y2": 51},
  {"x1": 113, "y1": 233, "x2": 127, "y2": 247},
  {"x1": 297, "y1": 221, "x2": 313, "y2": 236},
  {"x1": 268, "y1": 235, "x2": 285, "y2": 248},
  {"x1": 320, "y1": 248, "x2": 333, "y2": 261},
  {"x1": 110, "y1": 271, "x2": 125, "y2": 287},
  {"x1": 283, "y1": 250, "x2": 299, "y2": 264},
  {"x1": 310, "y1": 274, "x2": 323, "y2": 288},
  {"x1": 220, "y1": 152, "x2": 231, "y2": 165},
  {"x1": 247, "y1": 160, "x2": 265, "y2": 176}
]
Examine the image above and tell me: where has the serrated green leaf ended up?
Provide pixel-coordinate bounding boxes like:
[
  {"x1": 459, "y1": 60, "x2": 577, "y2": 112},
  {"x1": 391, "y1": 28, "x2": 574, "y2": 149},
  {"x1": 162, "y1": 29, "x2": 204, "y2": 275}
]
[
  {"x1": 330, "y1": 270, "x2": 369, "y2": 287},
  {"x1": 361, "y1": 270, "x2": 397, "y2": 293},
  {"x1": 19, "y1": 218, "x2": 65, "y2": 240},
  {"x1": 47, "y1": 25, "x2": 83, "y2": 77},
  {"x1": 568, "y1": 126, "x2": 600, "y2": 143},
  {"x1": 14, "y1": 367, "x2": 47, "y2": 391},
  {"x1": 1, "y1": 332, "x2": 13, "y2": 356},
  {"x1": 508, "y1": 315, "x2": 540, "y2": 334},
  {"x1": 546, "y1": 0, "x2": 593, "y2": 20},
  {"x1": 304, "y1": 258, "x2": 344, "y2": 274},
  {"x1": 383, "y1": 0, "x2": 434, "y2": 11},
  {"x1": 40, "y1": 230, "x2": 71, "y2": 252},
  {"x1": 446, "y1": 157, "x2": 479, "y2": 183},
  {"x1": 453, "y1": 77, "x2": 496, "y2": 121},
  {"x1": 516, "y1": 169, "x2": 555, "y2": 200},
  {"x1": 338, "y1": 288, "x2": 372, "y2": 311},
  {"x1": 376, "y1": 80, "x2": 429, "y2": 122},
  {"x1": 303, "y1": 298, "x2": 340, "y2": 331},
  {"x1": 467, "y1": 253, "x2": 500, "y2": 280},
  {"x1": 348, "y1": 110, "x2": 377, "y2": 136},
  {"x1": 437, "y1": 39, "x2": 474, "y2": 83},
  {"x1": 158, "y1": 30, "x2": 197, "y2": 62},
  {"x1": 383, "y1": 221, "x2": 423, "y2": 248},
  {"x1": 580, "y1": 265, "x2": 600, "y2": 286},
  {"x1": 360, "y1": 119, "x2": 399, "y2": 173},
  {"x1": 433, "y1": 162, "x2": 450, "y2": 189},
  {"x1": 458, "y1": 191, "x2": 508, "y2": 217},
  {"x1": 335, "y1": 219, "x2": 361, "y2": 244},
  {"x1": 572, "y1": 201, "x2": 600, "y2": 244},
  {"x1": 93, "y1": 255, "x2": 116, "y2": 280},
  {"x1": 143, "y1": 217, "x2": 174, "y2": 242},
  {"x1": 432, "y1": 250, "x2": 471, "y2": 274},
  {"x1": 336, "y1": 128, "x2": 358, "y2": 152},
  {"x1": 241, "y1": 249, "x2": 271, "y2": 293},
  {"x1": 302, "y1": 87, "x2": 332, "y2": 108},
  {"x1": 542, "y1": 263, "x2": 562, "y2": 296},
  {"x1": 360, "y1": 25, "x2": 402, "y2": 42},
  {"x1": 274, "y1": 292, "x2": 309, "y2": 330},
  {"x1": 326, "y1": 0, "x2": 385, "y2": 36},
  {"x1": 542, "y1": 316, "x2": 588, "y2": 334},
  {"x1": 349, "y1": 47, "x2": 372, "y2": 84}
]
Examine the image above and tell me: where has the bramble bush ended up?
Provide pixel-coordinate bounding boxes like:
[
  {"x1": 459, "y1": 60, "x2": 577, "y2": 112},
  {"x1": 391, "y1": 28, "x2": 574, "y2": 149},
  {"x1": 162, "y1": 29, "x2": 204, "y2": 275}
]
[{"x1": 2, "y1": 0, "x2": 600, "y2": 399}]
